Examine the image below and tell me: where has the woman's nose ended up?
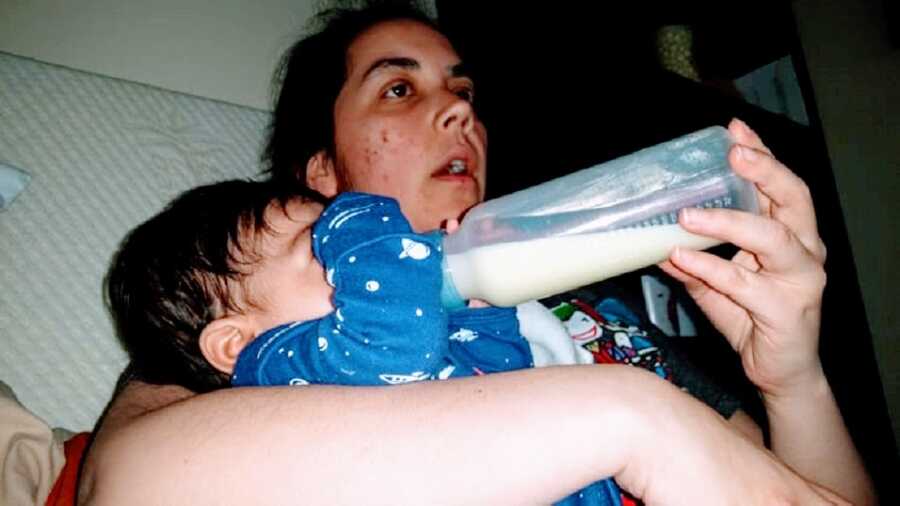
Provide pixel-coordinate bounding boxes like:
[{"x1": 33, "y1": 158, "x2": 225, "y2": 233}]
[{"x1": 434, "y1": 93, "x2": 475, "y2": 135}]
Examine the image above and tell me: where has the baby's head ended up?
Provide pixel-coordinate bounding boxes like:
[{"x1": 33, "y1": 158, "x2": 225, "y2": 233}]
[{"x1": 107, "y1": 180, "x2": 332, "y2": 392}]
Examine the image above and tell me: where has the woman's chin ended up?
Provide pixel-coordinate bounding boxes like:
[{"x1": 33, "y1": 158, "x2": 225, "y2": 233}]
[
  {"x1": 408, "y1": 204, "x2": 471, "y2": 232},
  {"x1": 402, "y1": 183, "x2": 482, "y2": 232}
]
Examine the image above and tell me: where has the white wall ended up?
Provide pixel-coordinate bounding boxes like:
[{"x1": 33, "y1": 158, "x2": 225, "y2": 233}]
[
  {"x1": 794, "y1": 0, "x2": 900, "y2": 443},
  {"x1": 0, "y1": 0, "x2": 319, "y2": 110}
]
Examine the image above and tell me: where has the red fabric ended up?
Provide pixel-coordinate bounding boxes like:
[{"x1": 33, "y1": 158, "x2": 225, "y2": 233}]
[{"x1": 45, "y1": 432, "x2": 90, "y2": 506}]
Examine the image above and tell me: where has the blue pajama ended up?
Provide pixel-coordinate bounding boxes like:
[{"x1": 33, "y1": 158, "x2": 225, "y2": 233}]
[
  {"x1": 231, "y1": 192, "x2": 621, "y2": 506},
  {"x1": 232, "y1": 192, "x2": 534, "y2": 386}
]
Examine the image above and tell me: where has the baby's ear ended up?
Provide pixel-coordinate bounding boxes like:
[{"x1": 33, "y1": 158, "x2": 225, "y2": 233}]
[
  {"x1": 306, "y1": 150, "x2": 339, "y2": 198},
  {"x1": 199, "y1": 317, "x2": 255, "y2": 375}
]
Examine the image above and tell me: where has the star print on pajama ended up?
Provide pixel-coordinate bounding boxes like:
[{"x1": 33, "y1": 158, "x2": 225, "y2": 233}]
[{"x1": 231, "y1": 192, "x2": 533, "y2": 388}]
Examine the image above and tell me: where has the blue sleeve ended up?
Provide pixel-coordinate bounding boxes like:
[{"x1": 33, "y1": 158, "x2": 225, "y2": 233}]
[
  {"x1": 445, "y1": 306, "x2": 534, "y2": 377},
  {"x1": 234, "y1": 192, "x2": 449, "y2": 386},
  {"x1": 313, "y1": 192, "x2": 421, "y2": 262}
]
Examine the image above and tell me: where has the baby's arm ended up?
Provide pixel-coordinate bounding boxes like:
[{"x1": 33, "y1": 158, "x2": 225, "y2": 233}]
[
  {"x1": 445, "y1": 307, "x2": 534, "y2": 376},
  {"x1": 239, "y1": 193, "x2": 450, "y2": 386}
]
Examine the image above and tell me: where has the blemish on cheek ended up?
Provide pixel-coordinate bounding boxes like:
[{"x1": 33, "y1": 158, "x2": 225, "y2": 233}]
[
  {"x1": 380, "y1": 129, "x2": 390, "y2": 144},
  {"x1": 364, "y1": 147, "x2": 379, "y2": 168}
]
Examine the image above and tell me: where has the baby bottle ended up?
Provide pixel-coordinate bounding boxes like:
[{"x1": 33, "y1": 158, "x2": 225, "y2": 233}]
[{"x1": 440, "y1": 125, "x2": 760, "y2": 308}]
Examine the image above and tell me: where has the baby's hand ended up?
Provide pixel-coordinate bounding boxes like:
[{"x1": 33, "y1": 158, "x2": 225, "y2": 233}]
[{"x1": 443, "y1": 218, "x2": 460, "y2": 234}]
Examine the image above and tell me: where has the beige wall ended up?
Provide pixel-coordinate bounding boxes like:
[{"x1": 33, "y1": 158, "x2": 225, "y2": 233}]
[
  {"x1": 0, "y1": 0, "x2": 318, "y2": 110},
  {"x1": 794, "y1": 0, "x2": 900, "y2": 443},
  {"x1": 0, "y1": 0, "x2": 437, "y2": 110}
]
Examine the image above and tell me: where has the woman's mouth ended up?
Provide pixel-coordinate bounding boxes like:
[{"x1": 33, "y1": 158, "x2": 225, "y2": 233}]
[
  {"x1": 433, "y1": 158, "x2": 470, "y2": 177},
  {"x1": 448, "y1": 159, "x2": 466, "y2": 174},
  {"x1": 432, "y1": 157, "x2": 474, "y2": 179}
]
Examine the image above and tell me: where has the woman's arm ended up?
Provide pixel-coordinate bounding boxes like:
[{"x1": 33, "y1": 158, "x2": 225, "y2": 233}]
[
  {"x1": 728, "y1": 408, "x2": 764, "y2": 444},
  {"x1": 79, "y1": 365, "x2": 844, "y2": 505},
  {"x1": 661, "y1": 118, "x2": 874, "y2": 505}
]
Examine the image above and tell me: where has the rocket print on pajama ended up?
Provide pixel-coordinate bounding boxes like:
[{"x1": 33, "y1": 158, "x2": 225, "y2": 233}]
[{"x1": 232, "y1": 192, "x2": 533, "y2": 388}]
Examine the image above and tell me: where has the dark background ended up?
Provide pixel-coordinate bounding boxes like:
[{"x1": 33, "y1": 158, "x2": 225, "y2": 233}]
[{"x1": 437, "y1": 0, "x2": 899, "y2": 502}]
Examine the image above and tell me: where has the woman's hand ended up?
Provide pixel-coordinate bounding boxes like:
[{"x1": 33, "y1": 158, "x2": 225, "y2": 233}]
[
  {"x1": 659, "y1": 118, "x2": 828, "y2": 399},
  {"x1": 660, "y1": 118, "x2": 875, "y2": 506}
]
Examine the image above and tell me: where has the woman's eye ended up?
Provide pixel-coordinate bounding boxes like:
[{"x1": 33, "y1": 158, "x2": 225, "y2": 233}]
[
  {"x1": 455, "y1": 87, "x2": 475, "y2": 103},
  {"x1": 384, "y1": 82, "x2": 412, "y2": 99}
]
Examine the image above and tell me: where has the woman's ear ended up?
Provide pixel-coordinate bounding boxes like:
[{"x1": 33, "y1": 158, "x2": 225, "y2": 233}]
[
  {"x1": 199, "y1": 317, "x2": 256, "y2": 375},
  {"x1": 306, "y1": 150, "x2": 340, "y2": 198}
]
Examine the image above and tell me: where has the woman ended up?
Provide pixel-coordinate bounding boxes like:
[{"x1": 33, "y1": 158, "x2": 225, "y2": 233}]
[{"x1": 78, "y1": 2, "x2": 873, "y2": 504}]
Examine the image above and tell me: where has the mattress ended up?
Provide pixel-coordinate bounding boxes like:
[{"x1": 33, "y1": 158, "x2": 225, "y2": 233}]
[{"x1": 0, "y1": 52, "x2": 270, "y2": 431}]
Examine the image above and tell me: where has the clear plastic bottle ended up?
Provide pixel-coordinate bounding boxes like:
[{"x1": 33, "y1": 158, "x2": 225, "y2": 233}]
[{"x1": 440, "y1": 125, "x2": 759, "y2": 308}]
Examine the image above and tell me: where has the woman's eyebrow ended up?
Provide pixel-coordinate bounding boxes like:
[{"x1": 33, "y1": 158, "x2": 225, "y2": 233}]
[
  {"x1": 449, "y1": 62, "x2": 472, "y2": 79},
  {"x1": 361, "y1": 57, "x2": 419, "y2": 83}
]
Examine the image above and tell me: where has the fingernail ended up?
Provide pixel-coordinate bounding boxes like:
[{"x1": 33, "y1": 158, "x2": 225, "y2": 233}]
[
  {"x1": 739, "y1": 145, "x2": 760, "y2": 163},
  {"x1": 680, "y1": 208, "x2": 694, "y2": 224}
]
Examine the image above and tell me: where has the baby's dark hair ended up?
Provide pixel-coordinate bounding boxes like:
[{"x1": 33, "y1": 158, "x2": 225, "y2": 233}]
[
  {"x1": 106, "y1": 180, "x2": 302, "y2": 392},
  {"x1": 263, "y1": 0, "x2": 439, "y2": 193}
]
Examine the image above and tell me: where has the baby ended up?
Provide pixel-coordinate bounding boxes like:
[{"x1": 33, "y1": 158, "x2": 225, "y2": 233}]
[
  {"x1": 106, "y1": 179, "x2": 533, "y2": 393},
  {"x1": 107, "y1": 179, "x2": 626, "y2": 506}
]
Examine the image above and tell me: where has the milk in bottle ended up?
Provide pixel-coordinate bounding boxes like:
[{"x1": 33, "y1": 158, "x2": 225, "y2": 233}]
[{"x1": 440, "y1": 126, "x2": 759, "y2": 308}]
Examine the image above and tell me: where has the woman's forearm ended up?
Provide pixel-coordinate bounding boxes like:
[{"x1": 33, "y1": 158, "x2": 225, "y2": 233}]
[
  {"x1": 764, "y1": 365, "x2": 876, "y2": 505},
  {"x1": 80, "y1": 367, "x2": 637, "y2": 505},
  {"x1": 79, "y1": 365, "x2": 843, "y2": 506}
]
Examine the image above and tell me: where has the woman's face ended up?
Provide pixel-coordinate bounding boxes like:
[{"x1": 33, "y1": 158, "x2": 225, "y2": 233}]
[{"x1": 311, "y1": 20, "x2": 487, "y2": 232}]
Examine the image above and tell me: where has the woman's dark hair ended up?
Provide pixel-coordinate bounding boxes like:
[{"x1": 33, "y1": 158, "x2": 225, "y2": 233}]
[
  {"x1": 262, "y1": 0, "x2": 439, "y2": 195},
  {"x1": 106, "y1": 180, "x2": 297, "y2": 392}
]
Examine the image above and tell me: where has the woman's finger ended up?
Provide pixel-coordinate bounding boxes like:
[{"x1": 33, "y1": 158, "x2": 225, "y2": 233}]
[
  {"x1": 731, "y1": 249, "x2": 762, "y2": 273},
  {"x1": 679, "y1": 207, "x2": 812, "y2": 275},
  {"x1": 661, "y1": 248, "x2": 761, "y2": 286},
  {"x1": 728, "y1": 143, "x2": 813, "y2": 220},
  {"x1": 668, "y1": 247, "x2": 771, "y2": 318},
  {"x1": 728, "y1": 118, "x2": 773, "y2": 157},
  {"x1": 658, "y1": 257, "x2": 751, "y2": 345},
  {"x1": 726, "y1": 132, "x2": 825, "y2": 261},
  {"x1": 728, "y1": 118, "x2": 774, "y2": 218},
  {"x1": 658, "y1": 259, "x2": 708, "y2": 292},
  {"x1": 728, "y1": 118, "x2": 824, "y2": 255}
]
